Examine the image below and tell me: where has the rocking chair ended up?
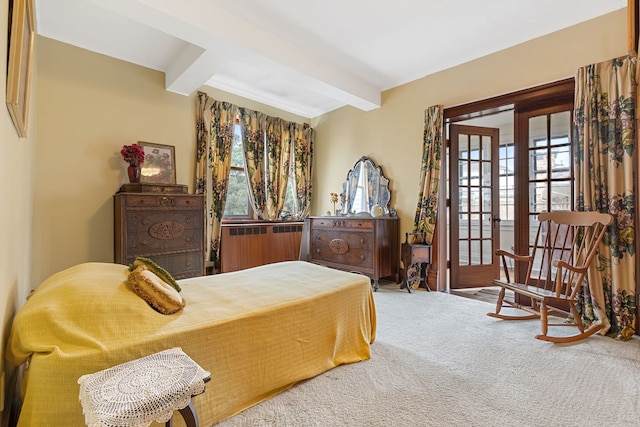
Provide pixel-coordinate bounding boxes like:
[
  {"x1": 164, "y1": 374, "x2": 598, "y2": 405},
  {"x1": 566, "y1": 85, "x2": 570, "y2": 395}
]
[{"x1": 487, "y1": 211, "x2": 612, "y2": 343}]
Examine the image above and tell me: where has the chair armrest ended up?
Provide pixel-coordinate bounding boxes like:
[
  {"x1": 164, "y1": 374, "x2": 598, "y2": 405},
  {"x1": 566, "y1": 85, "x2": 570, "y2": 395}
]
[
  {"x1": 495, "y1": 249, "x2": 532, "y2": 262},
  {"x1": 552, "y1": 259, "x2": 588, "y2": 274}
]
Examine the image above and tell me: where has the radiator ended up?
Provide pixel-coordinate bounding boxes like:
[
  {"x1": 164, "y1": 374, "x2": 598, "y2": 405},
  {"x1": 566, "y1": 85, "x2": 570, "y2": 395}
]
[{"x1": 220, "y1": 222, "x2": 304, "y2": 273}]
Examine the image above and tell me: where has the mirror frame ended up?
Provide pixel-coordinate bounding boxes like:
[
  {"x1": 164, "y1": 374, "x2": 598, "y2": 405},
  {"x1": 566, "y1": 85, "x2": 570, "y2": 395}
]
[{"x1": 340, "y1": 156, "x2": 391, "y2": 215}]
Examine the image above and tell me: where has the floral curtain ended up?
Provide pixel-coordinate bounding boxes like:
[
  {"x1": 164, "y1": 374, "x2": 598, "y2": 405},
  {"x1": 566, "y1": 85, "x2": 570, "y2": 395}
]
[
  {"x1": 573, "y1": 55, "x2": 637, "y2": 340},
  {"x1": 290, "y1": 123, "x2": 314, "y2": 218},
  {"x1": 407, "y1": 105, "x2": 443, "y2": 289},
  {"x1": 413, "y1": 105, "x2": 444, "y2": 242},
  {"x1": 264, "y1": 116, "x2": 291, "y2": 220},
  {"x1": 195, "y1": 92, "x2": 237, "y2": 263},
  {"x1": 238, "y1": 108, "x2": 268, "y2": 218}
]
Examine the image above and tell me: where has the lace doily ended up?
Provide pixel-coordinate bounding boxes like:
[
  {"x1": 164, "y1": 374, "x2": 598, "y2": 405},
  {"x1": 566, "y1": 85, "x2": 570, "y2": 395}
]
[{"x1": 78, "y1": 347, "x2": 210, "y2": 427}]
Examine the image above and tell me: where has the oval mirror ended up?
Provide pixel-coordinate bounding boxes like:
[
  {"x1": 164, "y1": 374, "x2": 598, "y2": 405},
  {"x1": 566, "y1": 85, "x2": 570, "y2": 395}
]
[{"x1": 340, "y1": 156, "x2": 391, "y2": 215}]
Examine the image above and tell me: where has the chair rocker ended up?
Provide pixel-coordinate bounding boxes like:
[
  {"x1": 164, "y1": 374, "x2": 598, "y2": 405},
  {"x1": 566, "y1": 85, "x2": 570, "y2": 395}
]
[{"x1": 487, "y1": 211, "x2": 612, "y2": 343}]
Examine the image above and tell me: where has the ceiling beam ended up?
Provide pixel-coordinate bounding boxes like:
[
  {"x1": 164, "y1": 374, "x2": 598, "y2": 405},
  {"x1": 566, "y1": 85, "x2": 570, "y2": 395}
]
[{"x1": 84, "y1": 0, "x2": 380, "y2": 110}]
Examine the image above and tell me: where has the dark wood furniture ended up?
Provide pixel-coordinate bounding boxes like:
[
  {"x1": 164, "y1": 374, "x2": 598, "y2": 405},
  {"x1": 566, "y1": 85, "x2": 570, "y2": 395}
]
[
  {"x1": 220, "y1": 222, "x2": 304, "y2": 273},
  {"x1": 114, "y1": 184, "x2": 205, "y2": 279},
  {"x1": 301, "y1": 216, "x2": 399, "y2": 290},
  {"x1": 400, "y1": 233, "x2": 432, "y2": 293}
]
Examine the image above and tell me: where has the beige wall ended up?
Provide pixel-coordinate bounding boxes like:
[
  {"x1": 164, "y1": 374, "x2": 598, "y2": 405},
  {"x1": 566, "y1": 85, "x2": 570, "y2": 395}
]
[
  {"x1": 310, "y1": 9, "x2": 628, "y2": 242},
  {"x1": 0, "y1": 0, "x2": 37, "y2": 411},
  {"x1": 32, "y1": 37, "x2": 309, "y2": 289}
]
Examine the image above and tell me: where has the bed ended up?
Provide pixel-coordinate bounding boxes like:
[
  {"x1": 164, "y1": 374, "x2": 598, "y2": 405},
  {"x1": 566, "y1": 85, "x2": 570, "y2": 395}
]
[{"x1": 6, "y1": 260, "x2": 376, "y2": 426}]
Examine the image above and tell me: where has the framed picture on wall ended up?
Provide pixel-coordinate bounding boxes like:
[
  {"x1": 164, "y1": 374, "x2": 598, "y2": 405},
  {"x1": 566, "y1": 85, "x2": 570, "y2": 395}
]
[
  {"x1": 6, "y1": 0, "x2": 35, "y2": 138},
  {"x1": 138, "y1": 142, "x2": 177, "y2": 184}
]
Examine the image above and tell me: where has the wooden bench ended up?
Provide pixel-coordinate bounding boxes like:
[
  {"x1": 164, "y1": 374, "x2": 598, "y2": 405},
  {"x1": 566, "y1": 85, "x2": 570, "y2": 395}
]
[{"x1": 487, "y1": 211, "x2": 612, "y2": 343}]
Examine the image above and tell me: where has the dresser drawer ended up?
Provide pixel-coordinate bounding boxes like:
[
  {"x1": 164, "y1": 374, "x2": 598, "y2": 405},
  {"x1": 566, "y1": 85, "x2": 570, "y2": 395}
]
[
  {"x1": 310, "y1": 230, "x2": 373, "y2": 268},
  {"x1": 124, "y1": 194, "x2": 203, "y2": 208},
  {"x1": 125, "y1": 211, "x2": 203, "y2": 252},
  {"x1": 311, "y1": 230, "x2": 372, "y2": 251},
  {"x1": 309, "y1": 217, "x2": 374, "y2": 231}
]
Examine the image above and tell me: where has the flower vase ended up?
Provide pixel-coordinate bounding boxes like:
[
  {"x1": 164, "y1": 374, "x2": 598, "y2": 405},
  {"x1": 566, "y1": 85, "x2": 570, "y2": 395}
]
[{"x1": 127, "y1": 165, "x2": 141, "y2": 183}]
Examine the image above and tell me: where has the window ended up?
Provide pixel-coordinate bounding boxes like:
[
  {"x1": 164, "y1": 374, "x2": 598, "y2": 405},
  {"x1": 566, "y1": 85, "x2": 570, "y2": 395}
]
[
  {"x1": 223, "y1": 124, "x2": 251, "y2": 217},
  {"x1": 223, "y1": 123, "x2": 297, "y2": 219}
]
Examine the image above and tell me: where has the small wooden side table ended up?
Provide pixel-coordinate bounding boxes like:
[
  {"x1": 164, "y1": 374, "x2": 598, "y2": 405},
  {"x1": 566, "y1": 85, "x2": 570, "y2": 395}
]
[
  {"x1": 78, "y1": 348, "x2": 210, "y2": 427},
  {"x1": 401, "y1": 233, "x2": 432, "y2": 293}
]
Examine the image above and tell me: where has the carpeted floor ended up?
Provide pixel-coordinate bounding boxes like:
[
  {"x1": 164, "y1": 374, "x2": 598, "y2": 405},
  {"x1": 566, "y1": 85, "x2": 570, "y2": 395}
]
[{"x1": 215, "y1": 283, "x2": 640, "y2": 427}]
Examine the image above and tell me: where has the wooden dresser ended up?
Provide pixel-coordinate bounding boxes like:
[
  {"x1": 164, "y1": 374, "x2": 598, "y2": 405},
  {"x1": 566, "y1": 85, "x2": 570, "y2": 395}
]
[
  {"x1": 114, "y1": 184, "x2": 205, "y2": 279},
  {"x1": 301, "y1": 216, "x2": 399, "y2": 289}
]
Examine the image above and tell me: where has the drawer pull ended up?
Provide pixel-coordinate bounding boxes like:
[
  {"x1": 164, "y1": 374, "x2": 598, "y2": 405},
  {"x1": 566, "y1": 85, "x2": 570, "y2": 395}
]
[
  {"x1": 185, "y1": 238, "x2": 191, "y2": 242},
  {"x1": 186, "y1": 261, "x2": 192, "y2": 267},
  {"x1": 360, "y1": 255, "x2": 365, "y2": 261},
  {"x1": 160, "y1": 197, "x2": 175, "y2": 206},
  {"x1": 141, "y1": 240, "x2": 147, "y2": 246},
  {"x1": 316, "y1": 249, "x2": 320, "y2": 254},
  {"x1": 360, "y1": 237, "x2": 365, "y2": 244}
]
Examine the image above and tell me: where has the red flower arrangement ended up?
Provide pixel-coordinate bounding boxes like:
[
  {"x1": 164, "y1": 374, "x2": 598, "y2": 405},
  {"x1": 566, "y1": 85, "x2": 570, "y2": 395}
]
[{"x1": 120, "y1": 144, "x2": 145, "y2": 166}]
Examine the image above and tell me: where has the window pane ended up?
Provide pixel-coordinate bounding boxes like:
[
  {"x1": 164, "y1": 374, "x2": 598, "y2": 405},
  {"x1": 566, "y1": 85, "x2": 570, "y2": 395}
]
[
  {"x1": 224, "y1": 169, "x2": 250, "y2": 216},
  {"x1": 230, "y1": 125, "x2": 245, "y2": 168}
]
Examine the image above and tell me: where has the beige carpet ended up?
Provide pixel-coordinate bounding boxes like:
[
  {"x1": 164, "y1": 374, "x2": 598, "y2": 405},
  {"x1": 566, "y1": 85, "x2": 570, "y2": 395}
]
[{"x1": 215, "y1": 284, "x2": 640, "y2": 427}]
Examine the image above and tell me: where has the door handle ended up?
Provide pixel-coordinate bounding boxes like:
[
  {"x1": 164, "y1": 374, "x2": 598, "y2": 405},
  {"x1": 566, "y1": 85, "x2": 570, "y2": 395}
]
[{"x1": 493, "y1": 216, "x2": 502, "y2": 227}]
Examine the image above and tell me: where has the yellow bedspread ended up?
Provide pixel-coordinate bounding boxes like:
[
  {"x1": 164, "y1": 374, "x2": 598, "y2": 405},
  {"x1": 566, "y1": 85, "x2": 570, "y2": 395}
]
[{"x1": 6, "y1": 261, "x2": 376, "y2": 426}]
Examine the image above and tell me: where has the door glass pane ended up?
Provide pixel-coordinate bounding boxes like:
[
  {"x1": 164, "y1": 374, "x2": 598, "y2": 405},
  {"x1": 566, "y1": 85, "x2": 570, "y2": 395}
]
[
  {"x1": 470, "y1": 213, "x2": 480, "y2": 238},
  {"x1": 550, "y1": 145, "x2": 571, "y2": 179},
  {"x1": 529, "y1": 116, "x2": 547, "y2": 147},
  {"x1": 530, "y1": 182, "x2": 548, "y2": 213},
  {"x1": 551, "y1": 181, "x2": 571, "y2": 211},
  {"x1": 483, "y1": 239, "x2": 493, "y2": 264},
  {"x1": 470, "y1": 240, "x2": 481, "y2": 265},
  {"x1": 482, "y1": 162, "x2": 491, "y2": 186},
  {"x1": 482, "y1": 135, "x2": 491, "y2": 160},
  {"x1": 459, "y1": 240, "x2": 469, "y2": 265},
  {"x1": 470, "y1": 188, "x2": 480, "y2": 214},
  {"x1": 459, "y1": 214, "x2": 468, "y2": 239},
  {"x1": 459, "y1": 187, "x2": 469, "y2": 212},
  {"x1": 470, "y1": 135, "x2": 480, "y2": 159},
  {"x1": 529, "y1": 148, "x2": 548, "y2": 180},
  {"x1": 482, "y1": 214, "x2": 492, "y2": 237},
  {"x1": 459, "y1": 161, "x2": 468, "y2": 186},
  {"x1": 550, "y1": 111, "x2": 570, "y2": 145},
  {"x1": 459, "y1": 134, "x2": 469, "y2": 158},
  {"x1": 482, "y1": 188, "x2": 492, "y2": 211}
]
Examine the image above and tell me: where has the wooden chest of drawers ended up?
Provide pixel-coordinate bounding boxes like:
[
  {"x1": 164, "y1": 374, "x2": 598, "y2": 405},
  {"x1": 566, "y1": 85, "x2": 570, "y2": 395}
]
[
  {"x1": 114, "y1": 191, "x2": 205, "y2": 279},
  {"x1": 302, "y1": 216, "x2": 399, "y2": 289}
]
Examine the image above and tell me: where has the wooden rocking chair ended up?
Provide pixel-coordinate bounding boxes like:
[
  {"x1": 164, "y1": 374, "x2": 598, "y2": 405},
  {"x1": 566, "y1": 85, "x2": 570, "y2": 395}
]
[{"x1": 487, "y1": 211, "x2": 612, "y2": 343}]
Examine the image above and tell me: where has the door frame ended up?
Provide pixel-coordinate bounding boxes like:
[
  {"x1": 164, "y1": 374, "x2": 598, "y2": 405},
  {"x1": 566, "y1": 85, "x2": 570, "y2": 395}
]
[{"x1": 435, "y1": 79, "x2": 575, "y2": 292}]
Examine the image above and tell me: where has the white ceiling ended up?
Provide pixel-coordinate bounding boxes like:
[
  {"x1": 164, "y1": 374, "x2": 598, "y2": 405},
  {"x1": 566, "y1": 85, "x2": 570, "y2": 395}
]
[{"x1": 35, "y1": 0, "x2": 626, "y2": 119}]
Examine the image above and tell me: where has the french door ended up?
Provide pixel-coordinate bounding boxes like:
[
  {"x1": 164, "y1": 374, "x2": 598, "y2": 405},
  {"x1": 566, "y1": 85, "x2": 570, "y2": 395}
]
[
  {"x1": 442, "y1": 79, "x2": 575, "y2": 292},
  {"x1": 449, "y1": 124, "x2": 500, "y2": 289}
]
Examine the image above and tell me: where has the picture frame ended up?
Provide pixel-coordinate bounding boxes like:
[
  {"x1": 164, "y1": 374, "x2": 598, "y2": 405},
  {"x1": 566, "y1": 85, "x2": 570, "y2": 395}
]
[
  {"x1": 138, "y1": 142, "x2": 177, "y2": 184},
  {"x1": 6, "y1": 0, "x2": 35, "y2": 138}
]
